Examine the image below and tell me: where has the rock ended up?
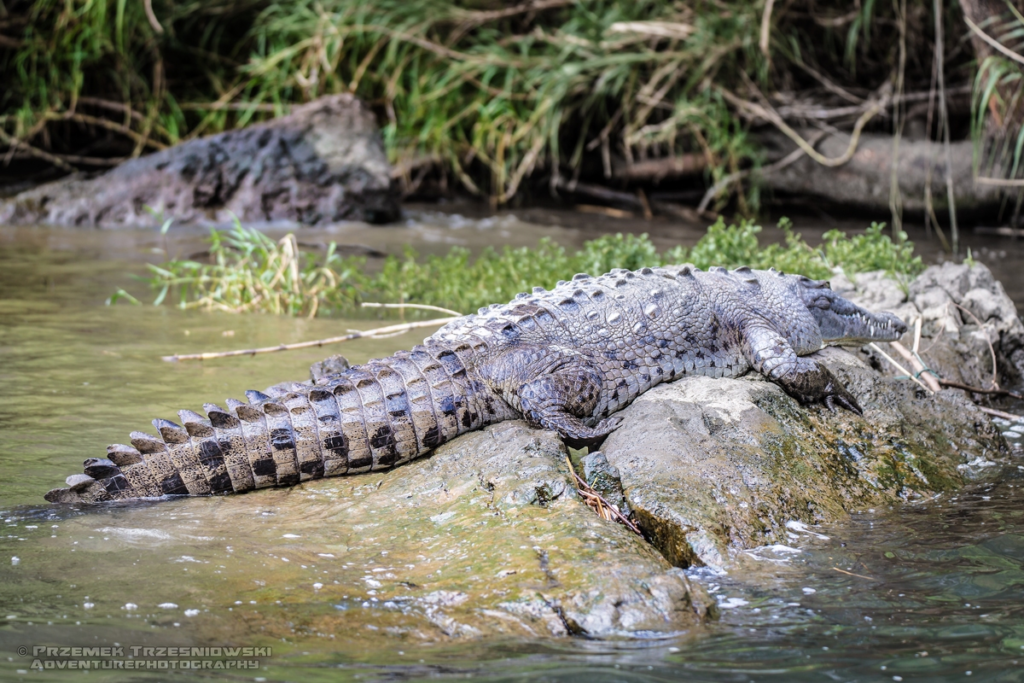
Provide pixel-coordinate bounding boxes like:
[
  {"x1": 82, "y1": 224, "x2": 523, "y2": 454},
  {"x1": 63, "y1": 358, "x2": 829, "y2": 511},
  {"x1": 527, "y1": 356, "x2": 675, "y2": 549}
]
[
  {"x1": 845, "y1": 262, "x2": 1024, "y2": 389},
  {"x1": 0, "y1": 94, "x2": 399, "y2": 227},
  {"x1": 194, "y1": 421, "x2": 712, "y2": 641},
  {"x1": 601, "y1": 347, "x2": 1009, "y2": 570}
]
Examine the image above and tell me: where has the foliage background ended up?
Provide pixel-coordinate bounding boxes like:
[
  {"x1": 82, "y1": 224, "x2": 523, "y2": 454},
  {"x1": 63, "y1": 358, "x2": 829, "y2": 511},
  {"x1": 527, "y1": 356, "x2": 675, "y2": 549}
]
[{"x1": 0, "y1": 0, "x2": 981, "y2": 210}]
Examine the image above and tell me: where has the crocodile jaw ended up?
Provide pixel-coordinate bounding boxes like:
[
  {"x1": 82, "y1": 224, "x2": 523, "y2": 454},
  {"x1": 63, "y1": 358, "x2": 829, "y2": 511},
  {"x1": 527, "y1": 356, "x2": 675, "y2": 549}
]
[{"x1": 808, "y1": 291, "x2": 907, "y2": 344}]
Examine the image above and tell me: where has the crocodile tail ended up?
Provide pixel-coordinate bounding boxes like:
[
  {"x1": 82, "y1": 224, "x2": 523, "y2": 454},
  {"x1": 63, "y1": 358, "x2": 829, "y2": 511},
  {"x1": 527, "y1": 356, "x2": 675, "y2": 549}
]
[{"x1": 44, "y1": 343, "x2": 509, "y2": 503}]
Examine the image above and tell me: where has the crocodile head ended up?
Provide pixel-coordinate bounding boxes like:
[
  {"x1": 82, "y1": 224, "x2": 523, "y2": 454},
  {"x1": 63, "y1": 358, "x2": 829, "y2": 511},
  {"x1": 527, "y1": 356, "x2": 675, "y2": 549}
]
[{"x1": 795, "y1": 275, "x2": 907, "y2": 344}]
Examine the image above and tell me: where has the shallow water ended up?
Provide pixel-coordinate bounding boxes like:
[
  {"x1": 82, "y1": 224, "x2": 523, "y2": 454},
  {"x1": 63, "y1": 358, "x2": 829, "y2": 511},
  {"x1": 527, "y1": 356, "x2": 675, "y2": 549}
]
[{"x1": 2, "y1": 213, "x2": 1024, "y2": 682}]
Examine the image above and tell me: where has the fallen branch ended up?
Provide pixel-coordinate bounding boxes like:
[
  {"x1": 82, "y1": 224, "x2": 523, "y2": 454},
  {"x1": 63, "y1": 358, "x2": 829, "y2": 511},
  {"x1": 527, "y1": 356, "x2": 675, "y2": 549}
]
[
  {"x1": 976, "y1": 176, "x2": 1024, "y2": 187},
  {"x1": 613, "y1": 153, "x2": 706, "y2": 182},
  {"x1": 575, "y1": 204, "x2": 635, "y2": 219},
  {"x1": 162, "y1": 317, "x2": 458, "y2": 362},
  {"x1": 360, "y1": 302, "x2": 464, "y2": 317},
  {"x1": 697, "y1": 131, "x2": 826, "y2": 213},
  {"x1": 554, "y1": 177, "x2": 641, "y2": 207}
]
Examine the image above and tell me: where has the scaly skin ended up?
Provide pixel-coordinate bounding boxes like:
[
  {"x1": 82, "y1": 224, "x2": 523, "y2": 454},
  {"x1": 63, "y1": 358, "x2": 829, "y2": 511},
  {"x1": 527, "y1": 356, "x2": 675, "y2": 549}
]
[{"x1": 45, "y1": 265, "x2": 907, "y2": 503}]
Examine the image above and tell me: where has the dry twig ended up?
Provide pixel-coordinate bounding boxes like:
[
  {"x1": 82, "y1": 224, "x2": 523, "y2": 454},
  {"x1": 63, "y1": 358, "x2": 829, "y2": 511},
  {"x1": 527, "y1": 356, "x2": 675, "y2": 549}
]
[
  {"x1": 977, "y1": 406, "x2": 1024, "y2": 422},
  {"x1": 564, "y1": 455, "x2": 642, "y2": 535},
  {"x1": 162, "y1": 318, "x2": 458, "y2": 362},
  {"x1": 719, "y1": 86, "x2": 888, "y2": 168},
  {"x1": 889, "y1": 340, "x2": 941, "y2": 393},
  {"x1": 0, "y1": 128, "x2": 74, "y2": 171},
  {"x1": 360, "y1": 302, "x2": 463, "y2": 317},
  {"x1": 868, "y1": 342, "x2": 933, "y2": 393},
  {"x1": 937, "y1": 380, "x2": 1023, "y2": 400}
]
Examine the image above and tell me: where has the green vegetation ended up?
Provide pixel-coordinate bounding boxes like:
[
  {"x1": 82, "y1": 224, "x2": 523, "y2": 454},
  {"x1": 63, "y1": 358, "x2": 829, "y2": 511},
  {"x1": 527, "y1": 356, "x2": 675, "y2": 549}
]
[
  {"x1": 132, "y1": 219, "x2": 923, "y2": 317},
  {"x1": 970, "y1": 4, "x2": 1024, "y2": 187},
  {"x1": 1, "y1": 1, "x2": 973, "y2": 211}
]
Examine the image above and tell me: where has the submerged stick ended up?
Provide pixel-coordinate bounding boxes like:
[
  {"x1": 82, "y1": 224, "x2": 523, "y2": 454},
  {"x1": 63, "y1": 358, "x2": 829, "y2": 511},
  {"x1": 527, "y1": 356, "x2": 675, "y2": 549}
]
[{"x1": 162, "y1": 318, "x2": 458, "y2": 362}]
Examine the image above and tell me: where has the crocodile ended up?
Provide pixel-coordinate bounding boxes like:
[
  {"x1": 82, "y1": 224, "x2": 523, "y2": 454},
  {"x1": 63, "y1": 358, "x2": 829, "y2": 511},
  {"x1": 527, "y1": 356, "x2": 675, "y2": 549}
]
[{"x1": 44, "y1": 264, "x2": 907, "y2": 504}]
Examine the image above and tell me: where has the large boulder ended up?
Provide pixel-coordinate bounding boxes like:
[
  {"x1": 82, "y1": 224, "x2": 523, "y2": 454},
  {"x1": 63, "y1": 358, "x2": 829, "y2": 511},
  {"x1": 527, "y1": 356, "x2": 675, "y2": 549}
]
[
  {"x1": 834, "y1": 262, "x2": 1024, "y2": 390},
  {"x1": 0, "y1": 94, "x2": 399, "y2": 227},
  {"x1": 599, "y1": 262, "x2": 1016, "y2": 571},
  {"x1": 184, "y1": 421, "x2": 714, "y2": 641}
]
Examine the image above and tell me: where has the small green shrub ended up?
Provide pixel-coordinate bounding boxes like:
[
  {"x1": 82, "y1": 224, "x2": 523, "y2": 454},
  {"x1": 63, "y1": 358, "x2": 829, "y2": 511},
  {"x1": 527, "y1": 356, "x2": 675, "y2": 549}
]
[{"x1": 131, "y1": 217, "x2": 925, "y2": 317}]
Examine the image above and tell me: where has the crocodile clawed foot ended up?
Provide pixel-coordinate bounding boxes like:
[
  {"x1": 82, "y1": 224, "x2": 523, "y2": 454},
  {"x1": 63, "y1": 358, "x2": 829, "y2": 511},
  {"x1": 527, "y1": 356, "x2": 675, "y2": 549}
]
[{"x1": 822, "y1": 384, "x2": 862, "y2": 416}]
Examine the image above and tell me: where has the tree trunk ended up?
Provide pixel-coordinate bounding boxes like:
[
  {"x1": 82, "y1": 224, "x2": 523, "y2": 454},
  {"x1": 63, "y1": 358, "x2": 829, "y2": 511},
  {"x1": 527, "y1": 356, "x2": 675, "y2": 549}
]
[{"x1": 756, "y1": 130, "x2": 1001, "y2": 216}]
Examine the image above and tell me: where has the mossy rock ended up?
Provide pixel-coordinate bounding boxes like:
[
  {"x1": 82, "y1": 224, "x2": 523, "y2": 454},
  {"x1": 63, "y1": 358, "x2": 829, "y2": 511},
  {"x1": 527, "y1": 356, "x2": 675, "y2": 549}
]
[{"x1": 602, "y1": 347, "x2": 1010, "y2": 569}]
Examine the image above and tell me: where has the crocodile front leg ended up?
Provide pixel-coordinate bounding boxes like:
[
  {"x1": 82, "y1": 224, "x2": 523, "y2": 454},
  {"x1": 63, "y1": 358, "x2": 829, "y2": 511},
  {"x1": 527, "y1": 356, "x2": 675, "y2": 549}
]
[{"x1": 742, "y1": 323, "x2": 862, "y2": 415}]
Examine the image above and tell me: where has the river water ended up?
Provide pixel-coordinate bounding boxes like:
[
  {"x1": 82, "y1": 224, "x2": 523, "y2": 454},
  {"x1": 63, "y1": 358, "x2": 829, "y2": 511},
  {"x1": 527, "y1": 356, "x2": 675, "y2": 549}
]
[{"x1": 2, "y1": 211, "x2": 1024, "y2": 682}]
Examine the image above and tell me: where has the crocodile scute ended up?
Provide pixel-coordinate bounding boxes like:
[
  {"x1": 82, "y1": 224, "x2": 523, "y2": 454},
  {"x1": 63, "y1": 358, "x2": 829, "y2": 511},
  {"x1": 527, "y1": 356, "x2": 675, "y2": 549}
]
[{"x1": 44, "y1": 264, "x2": 907, "y2": 503}]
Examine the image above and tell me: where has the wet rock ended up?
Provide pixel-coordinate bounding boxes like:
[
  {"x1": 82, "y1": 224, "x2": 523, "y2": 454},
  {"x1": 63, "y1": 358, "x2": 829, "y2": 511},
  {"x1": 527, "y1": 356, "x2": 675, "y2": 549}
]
[
  {"x1": 0, "y1": 94, "x2": 399, "y2": 227},
  {"x1": 190, "y1": 421, "x2": 713, "y2": 642},
  {"x1": 602, "y1": 347, "x2": 1009, "y2": 570},
  {"x1": 601, "y1": 263, "x2": 1020, "y2": 571}
]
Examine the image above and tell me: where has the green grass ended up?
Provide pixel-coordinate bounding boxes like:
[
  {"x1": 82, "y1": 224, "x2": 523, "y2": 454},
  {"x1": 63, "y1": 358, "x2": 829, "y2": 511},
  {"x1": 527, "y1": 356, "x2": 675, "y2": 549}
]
[{"x1": 127, "y1": 218, "x2": 923, "y2": 317}]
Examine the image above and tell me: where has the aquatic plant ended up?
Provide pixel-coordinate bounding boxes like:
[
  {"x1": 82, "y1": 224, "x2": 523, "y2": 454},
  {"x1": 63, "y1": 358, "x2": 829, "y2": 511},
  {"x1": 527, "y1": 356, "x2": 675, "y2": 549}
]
[{"x1": 132, "y1": 218, "x2": 924, "y2": 317}]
